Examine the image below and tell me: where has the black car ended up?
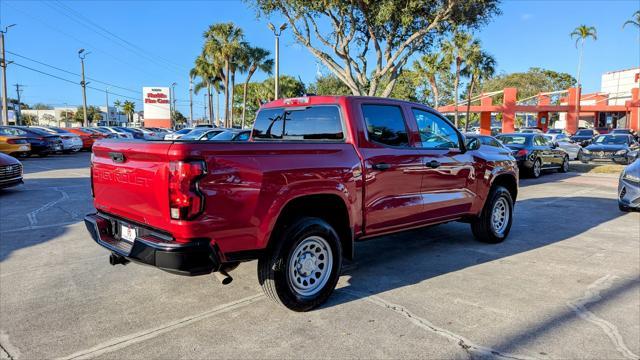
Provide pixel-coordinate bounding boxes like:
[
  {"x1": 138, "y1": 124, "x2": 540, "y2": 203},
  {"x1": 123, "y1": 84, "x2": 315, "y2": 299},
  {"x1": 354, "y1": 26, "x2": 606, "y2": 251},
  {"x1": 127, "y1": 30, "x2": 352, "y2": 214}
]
[
  {"x1": 496, "y1": 133, "x2": 569, "y2": 178},
  {"x1": 114, "y1": 127, "x2": 145, "y2": 139},
  {"x1": 0, "y1": 126, "x2": 63, "y2": 157},
  {"x1": 580, "y1": 134, "x2": 639, "y2": 165},
  {"x1": 610, "y1": 128, "x2": 638, "y2": 141},
  {"x1": 570, "y1": 129, "x2": 598, "y2": 147}
]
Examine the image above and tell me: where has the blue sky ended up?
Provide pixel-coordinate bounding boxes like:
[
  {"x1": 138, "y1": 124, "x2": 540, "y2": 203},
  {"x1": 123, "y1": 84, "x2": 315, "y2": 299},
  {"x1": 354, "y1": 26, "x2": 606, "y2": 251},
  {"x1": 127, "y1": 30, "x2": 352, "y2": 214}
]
[{"x1": 1, "y1": 0, "x2": 638, "y2": 118}]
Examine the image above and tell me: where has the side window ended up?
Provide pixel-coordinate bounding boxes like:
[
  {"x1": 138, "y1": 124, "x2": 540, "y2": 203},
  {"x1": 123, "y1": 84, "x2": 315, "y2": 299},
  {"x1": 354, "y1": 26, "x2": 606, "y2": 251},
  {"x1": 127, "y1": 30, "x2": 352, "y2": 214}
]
[
  {"x1": 534, "y1": 136, "x2": 547, "y2": 146},
  {"x1": 557, "y1": 134, "x2": 567, "y2": 140},
  {"x1": 252, "y1": 106, "x2": 344, "y2": 141},
  {"x1": 235, "y1": 132, "x2": 250, "y2": 141},
  {"x1": 488, "y1": 138, "x2": 502, "y2": 147},
  {"x1": 412, "y1": 109, "x2": 460, "y2": 149},
  {"x1": 362, "y1": 104, "x2": 409, "y2": 147}
]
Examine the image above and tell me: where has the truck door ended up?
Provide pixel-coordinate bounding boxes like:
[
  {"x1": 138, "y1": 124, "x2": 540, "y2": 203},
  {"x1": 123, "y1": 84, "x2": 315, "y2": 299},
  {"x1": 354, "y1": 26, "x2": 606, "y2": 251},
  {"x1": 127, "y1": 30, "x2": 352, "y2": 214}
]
[
  {"x1": 409, "y1": 108, "x2": 475, "y2": 218},
  {"x1": 356, "y1": 103, "x2": 426, "y2": 235}
]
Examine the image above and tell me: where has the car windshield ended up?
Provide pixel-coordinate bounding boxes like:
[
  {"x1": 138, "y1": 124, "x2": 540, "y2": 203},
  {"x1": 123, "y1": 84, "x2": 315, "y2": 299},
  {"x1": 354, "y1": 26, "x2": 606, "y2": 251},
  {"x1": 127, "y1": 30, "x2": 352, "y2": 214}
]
[
  {"x1": 25, "y1": 127, "x2": 55, "y2": 136},
  {"x1": 611, "y1": 129, "x2": 630, "y2": 134},
  {"x1": 497, "y1": 135, "x2": 528, "y2": 145},
  {"x1": 593, "y1": 135, "x2": 629, "y2": 145},
  {"x1": 176, "y1": 128, "x2": 193, "y2": 135},
  {"x1": 576, "y1": 130, "x2": 593, "y2": 136},
  {"x1": 180, "y1": 128, "x2": 210, "y2": 140}
]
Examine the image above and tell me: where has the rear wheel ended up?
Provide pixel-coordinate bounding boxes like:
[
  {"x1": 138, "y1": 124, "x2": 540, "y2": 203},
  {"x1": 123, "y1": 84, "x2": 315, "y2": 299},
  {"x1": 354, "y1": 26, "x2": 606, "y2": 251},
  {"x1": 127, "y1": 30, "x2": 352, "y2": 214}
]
[
  {"x1": 529, "y1": 158, "x2": 542, "y2": 178},
  {"x1": 619, "y1": 203, "x2": 630, "y2": 212},
  {"x1": 471, "y1": 186, "x2": 514, "y2": 244},
  {"x1": 559, "y1": 156, "x2": 569, "y2": 173},
  {"x1": 258, "y1": 217, "x2": 342, "y2": 312}
]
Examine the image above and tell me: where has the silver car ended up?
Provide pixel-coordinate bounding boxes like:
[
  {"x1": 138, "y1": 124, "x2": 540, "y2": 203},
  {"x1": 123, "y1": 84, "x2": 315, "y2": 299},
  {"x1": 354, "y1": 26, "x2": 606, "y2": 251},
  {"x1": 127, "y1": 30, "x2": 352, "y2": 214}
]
[
  {"x1": 619, "y1": 158, "x2": 640, "y2": 211},
  {"x1": 544, "y1": 134, "x2": 582, "y2": 160}
]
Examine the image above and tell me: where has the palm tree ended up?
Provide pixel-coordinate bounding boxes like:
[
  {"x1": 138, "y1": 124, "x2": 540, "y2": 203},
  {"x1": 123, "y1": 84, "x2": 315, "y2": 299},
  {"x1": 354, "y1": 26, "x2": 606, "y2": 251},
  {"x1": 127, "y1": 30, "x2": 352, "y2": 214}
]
[
  {"x1": 570, "y1": 25, "x2": 597, "y2": 89},
  {"x1": 623, "y1": 10, "x2": 640, "y2": 29},
  {"x1": 203, "y1": 23, "x2": 244, "y2": 128},
  {"x1": 240, "y1": 46, "x2": 273, "y2": 128},
  {"x1": 122, "y1": 100, "x2": 135, "y2": 123},
  {"x1": 442, "y1": 32, "x2": 474, "y2": 128},
  {"x1": 412, "y1": 53, "x2": 450, "y2": 109},
  {"x1": 191, "y1": 53, "x2": 224, "y2": 126},
  {"x1": 113, "y1": 99, "x2": 121, "y2": 123},
  {"x1": 461, "y1": 47, "x2": 496, "y2": 131}
]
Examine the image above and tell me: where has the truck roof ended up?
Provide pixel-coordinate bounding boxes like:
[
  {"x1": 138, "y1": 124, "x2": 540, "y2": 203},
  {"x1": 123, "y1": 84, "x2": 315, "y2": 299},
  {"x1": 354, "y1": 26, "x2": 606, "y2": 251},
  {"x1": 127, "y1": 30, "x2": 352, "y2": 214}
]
[{"x1": 262, "y1": 95, "x2": 437, "y2": 110}]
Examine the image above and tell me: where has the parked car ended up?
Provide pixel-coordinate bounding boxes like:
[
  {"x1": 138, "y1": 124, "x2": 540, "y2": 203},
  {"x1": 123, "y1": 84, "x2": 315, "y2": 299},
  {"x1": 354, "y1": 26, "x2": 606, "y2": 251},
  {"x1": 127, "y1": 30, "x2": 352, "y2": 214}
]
[
  {"x1": 580, "y1": 134, "x2": 639, "y2": 165},
  {"x1": 546, "y1": 128, "x2": 567, "y2": 135},
  {"x1": 177, "y1": 127, "x2": 223, "y2": 140},
  {"x1": 66, "y1": 128, "x2": 102, "y2": 150},
  {"x1": 194, "y1": 124, "x2": 215, "y2": 128},
  {"x1": 142, "y1": 127, "x2": 170, "y2": 140},
  {"x1": 0, "y1": 134, "x2": 31, "y2": 157},
  {"x1": 95, "y1": 127, "x2": 133, "y2": 139},
  {"x1": 519, "y1": 127, "x2": 543, "y2": 134},
  {"x1": 164, "y1": 127, "x2": 192, "y2": 140},
  {"x1": 0, "y1": 126, "x2": 63, "y2": 157},
  {"x1": 618, "y1": 158, "x2": 640, "y2": 212},
  {"x1": 464, "y1": 133, "x2": 511, "y2": 155},
  {"x1": 208, "y1": 129, "x2": 251, "y2": 141},
  {"x1": 496, "y1": 133, "x2": 569, "y2": 177},
  {"x1": 594, "y1": 127, "x2": 611, "y2": 135},
  {"x1": 86, "y1": 127, "x2": 117, "y2": 139},
  {"x1": 543, "y1": 133, "x2": 582, "y2": 160},
  {"x1": 490, "y1": 126, "x2": 502, "y2": 136},
  {"x1": 86, "y1": 95, "x2": 519, "y2": 311},
  {"x1": 0, "y1": 153, "x2": 23, "y2": 189},
  {"x1": 114, "y1": 127, "x2": 145, "y2": 139},
  {"x1": 135, "y1": 128, "x2": 162, "y2": 140},
  {"x1": 610, "y1": 128, "x2": 638, "y2": 141},
  {"x1": 31, "y1": 126, "x2": 83, "y2": 153},
  {"x1": 570, "y1": 128, "x2": 598, "y2": 147}
]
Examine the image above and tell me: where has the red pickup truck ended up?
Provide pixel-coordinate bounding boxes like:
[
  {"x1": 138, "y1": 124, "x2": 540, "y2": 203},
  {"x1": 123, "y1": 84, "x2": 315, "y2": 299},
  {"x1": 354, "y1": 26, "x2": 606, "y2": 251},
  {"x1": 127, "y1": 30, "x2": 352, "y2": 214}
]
[{"x1": 85, "y1": 96, "x2": 518, "y2": 311}]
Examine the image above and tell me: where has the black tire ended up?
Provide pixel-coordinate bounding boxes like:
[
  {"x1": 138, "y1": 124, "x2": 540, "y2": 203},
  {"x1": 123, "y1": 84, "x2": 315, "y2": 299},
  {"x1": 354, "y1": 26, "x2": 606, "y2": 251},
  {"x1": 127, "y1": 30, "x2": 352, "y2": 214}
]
[
  {"x1": 619, "y1": 204, "x2": 630, "y2": 212},
  {"x1": 471, "y1": 186, "x2": 514, "y2": 244},
  {"x1": 558, "y1": 156, "x2": 569, "y2": 173},
  {"x1": 257, "y1": 217, "x2": 342, "y2": 312},
  {"x1": 576, "y1": 149, "x2": 583, "y2": 161},
  {"x1": 529, "y1": 158, "x2": 542, "y2": 178}
]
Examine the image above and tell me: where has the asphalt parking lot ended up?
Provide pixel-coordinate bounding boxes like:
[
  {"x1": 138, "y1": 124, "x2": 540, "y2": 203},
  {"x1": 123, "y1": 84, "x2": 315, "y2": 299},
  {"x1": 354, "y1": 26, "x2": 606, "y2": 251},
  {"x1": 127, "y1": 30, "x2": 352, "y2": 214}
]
[{"x1": 1, "y1": 152, "x2": 638, "y2": 360}]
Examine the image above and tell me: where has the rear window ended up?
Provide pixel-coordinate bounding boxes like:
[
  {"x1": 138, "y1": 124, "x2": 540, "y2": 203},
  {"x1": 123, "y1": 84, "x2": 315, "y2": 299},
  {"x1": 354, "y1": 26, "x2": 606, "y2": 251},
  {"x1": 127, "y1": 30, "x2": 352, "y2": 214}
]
[
  {"x1": 252, "y1": 106, "x2": 344, "y2": 141},
  {"x1": 497, "y1": 135, "x2": 529, "y2": 145}
]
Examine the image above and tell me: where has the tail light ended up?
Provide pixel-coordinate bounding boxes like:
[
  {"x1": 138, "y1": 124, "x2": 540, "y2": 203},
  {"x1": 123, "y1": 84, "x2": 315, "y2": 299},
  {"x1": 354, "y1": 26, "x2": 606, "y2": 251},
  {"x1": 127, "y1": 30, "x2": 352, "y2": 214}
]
[
  {"x1": 516, "y1": 149, "x2": 528, "y2": 157},
  {"x1": 7, "y1": 139, "x2": 25, "y2": 144},
  {"x1": 168, "y1": 160, "x2": 206, "y2": 220}
]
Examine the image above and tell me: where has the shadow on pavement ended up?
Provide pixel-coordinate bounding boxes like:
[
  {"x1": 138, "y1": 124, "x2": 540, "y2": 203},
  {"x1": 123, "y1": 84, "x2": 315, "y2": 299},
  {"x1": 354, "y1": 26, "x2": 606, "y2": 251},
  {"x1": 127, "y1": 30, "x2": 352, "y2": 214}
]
[{"x1": 328, "y1": 196, "x2": 625, "y2": 309}]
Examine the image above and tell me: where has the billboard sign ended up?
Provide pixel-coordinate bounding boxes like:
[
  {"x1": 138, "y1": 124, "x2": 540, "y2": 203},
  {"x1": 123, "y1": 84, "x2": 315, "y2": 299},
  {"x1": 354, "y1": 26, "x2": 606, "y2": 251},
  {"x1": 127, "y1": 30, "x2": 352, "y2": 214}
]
[{"x1": 143, "y1": 87, "x2": 171, "y2": 127}]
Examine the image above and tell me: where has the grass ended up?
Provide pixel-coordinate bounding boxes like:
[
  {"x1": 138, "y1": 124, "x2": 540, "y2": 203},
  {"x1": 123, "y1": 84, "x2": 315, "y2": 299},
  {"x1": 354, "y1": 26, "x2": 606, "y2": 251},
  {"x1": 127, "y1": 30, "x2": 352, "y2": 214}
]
[{"x1": 570, "y1": 162, "x2": 626, "y2": 174}]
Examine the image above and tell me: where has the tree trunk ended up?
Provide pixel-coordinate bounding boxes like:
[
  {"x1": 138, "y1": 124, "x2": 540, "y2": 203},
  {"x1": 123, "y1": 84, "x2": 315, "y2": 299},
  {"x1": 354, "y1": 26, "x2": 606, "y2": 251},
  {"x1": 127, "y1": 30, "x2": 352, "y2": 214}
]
[
  {"x1": 216, "y1": 90, "x2": 220, "y2": 127},
  {"x1": 230, "y1": 70, "x2": 236, "y2": 128},
  {"x1": 453, "y1": 59, "x2": 461, "y2": 128},
  {"x1": 224, "y1": 59, "x2": 230, "y2": 126},
  {"x1": 207, "y1": 85, "x2": 214, "y2": 126},
  {"x1": 465, "y1": 78, "x2": 476, "y2": 132},
  {"x1": 428, "y1": 76, "x2": 439, "y2": 109},
  {"x1": 242, "y1": 68, "x2": 256, "y2": 129}
]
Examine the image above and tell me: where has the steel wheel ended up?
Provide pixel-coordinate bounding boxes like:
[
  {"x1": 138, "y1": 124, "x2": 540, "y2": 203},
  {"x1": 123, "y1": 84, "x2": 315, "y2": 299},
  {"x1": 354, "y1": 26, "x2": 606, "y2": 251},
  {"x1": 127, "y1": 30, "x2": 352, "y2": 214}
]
[
  {"x1": 491, "y1": 197, "x2": 510, "y2": 235},
  {"x1": 287, "y1": 235, "x2": 333, "y2": 297},
  {"x1": 562, "y1": 157, "x2": 569, "y2": 172},
  {"x1": 533, "y1": 159, "x2": 541, "y2": 178}
]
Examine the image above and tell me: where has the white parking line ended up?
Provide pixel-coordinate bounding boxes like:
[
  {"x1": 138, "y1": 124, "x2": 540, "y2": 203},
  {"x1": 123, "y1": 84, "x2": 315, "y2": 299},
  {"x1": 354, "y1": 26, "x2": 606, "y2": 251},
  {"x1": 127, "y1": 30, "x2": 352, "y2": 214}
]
[
  {"x1": 56, "y1": 294, "x2": 264, "y2": 360},
  {"x1": 26, "y1": 188, "x2": 70, "y2": 226}
]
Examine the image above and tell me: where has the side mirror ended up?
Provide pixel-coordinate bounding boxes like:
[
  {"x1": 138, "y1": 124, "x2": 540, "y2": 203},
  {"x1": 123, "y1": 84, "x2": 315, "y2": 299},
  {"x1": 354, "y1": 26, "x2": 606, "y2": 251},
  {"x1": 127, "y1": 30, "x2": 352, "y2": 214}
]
[{"x1": 466, "y1": 138, "x2": 481, "y2": 151}]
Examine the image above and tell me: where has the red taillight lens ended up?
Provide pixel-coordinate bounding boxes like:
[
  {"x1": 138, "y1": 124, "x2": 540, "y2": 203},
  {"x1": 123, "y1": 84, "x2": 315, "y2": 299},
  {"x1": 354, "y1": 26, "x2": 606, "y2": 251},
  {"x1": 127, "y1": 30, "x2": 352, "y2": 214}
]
[
  {"x1": 168, "y1": 160, "x2": 206, "y2": 220},
  {"x1": 7, "y1": 139, "x2": 18, "y2": 144},
  {"x1": 516, "y1": 149, "x2": 528, "y2": 157}
]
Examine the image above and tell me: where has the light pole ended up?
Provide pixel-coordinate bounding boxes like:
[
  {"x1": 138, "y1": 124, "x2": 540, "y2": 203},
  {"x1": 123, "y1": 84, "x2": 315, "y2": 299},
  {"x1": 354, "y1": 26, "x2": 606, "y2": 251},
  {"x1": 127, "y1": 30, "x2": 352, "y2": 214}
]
[
  {"x1": 188, "y1": 76, "x2": 193, "y2": 127},
  {"x1": 78, "y1": 48, "x2": 90, "y2": 127},
  {"x1": 105, "y1": 88, "x2": 110, "y2": 125},
  {"x1": 170, "y1": 82, "x2": 177, "y2": 125},
  {"x1": 1, "y1": 24, "x2": 16, "y2": 126},
  {"x1": 268, "y1": 22, "x2": 287, "y2": 100}
]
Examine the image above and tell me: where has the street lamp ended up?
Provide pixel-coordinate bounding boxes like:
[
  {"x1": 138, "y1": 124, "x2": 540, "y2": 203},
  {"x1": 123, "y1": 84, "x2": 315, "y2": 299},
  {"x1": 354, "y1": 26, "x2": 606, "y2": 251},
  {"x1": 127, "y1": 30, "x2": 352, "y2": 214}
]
[
  {"x1": 170, "y1": 82, "x2": 177, "y2": 126},
  {"x1": 268, "y1": 22, "x2": 287, "y2": 100},
  {"x1": 1, "y1": 24, "x2": 16, "y2": 126},
  {"x1": 78, "y1": 48, "x2": 90, "y2": 127}
]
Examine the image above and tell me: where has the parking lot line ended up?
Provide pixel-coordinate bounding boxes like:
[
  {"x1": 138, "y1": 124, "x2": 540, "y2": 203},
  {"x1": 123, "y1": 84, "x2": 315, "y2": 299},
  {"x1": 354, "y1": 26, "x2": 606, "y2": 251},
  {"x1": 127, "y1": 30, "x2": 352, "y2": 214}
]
[{"x1": 55, "y1": 294, "x2": 264, "y2": 360}]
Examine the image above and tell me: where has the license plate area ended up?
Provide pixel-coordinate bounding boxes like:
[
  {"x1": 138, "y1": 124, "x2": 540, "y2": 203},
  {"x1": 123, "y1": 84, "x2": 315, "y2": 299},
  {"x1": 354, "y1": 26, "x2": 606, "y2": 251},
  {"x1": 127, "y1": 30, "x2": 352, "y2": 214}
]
[{"x1": 119, "y1": 223, "x2": 137, "y2": 243}]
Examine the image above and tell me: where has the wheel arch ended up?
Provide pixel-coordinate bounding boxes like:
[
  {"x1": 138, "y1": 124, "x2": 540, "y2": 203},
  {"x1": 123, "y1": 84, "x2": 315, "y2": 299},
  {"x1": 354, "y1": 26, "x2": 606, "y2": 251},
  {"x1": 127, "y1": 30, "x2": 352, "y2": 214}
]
[{"x1": 490, "y1": 173, "x2": 518, "y2": 203}]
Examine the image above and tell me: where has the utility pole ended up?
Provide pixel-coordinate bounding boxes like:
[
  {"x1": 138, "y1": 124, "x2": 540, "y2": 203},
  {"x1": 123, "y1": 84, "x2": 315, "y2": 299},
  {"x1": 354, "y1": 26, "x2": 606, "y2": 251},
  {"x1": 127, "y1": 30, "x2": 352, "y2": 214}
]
[
  {"x1": 170, "y1": 82, "x2": 177, "y2": 127},
  {"x1": 1, "y1": 24, "x2": 16, "y2": 126},
  {"x1": 105, "y1": 88, "x2": 110, "y2": 125},
  {"x1": 268, "y1": 22, "x2": 287, "y2": 100},
  {"x1": 188, "y1": 77, "x2": 193, "y2": 127},
  {"x1": 13, "y1": 83, "x2": 23, "y2": 125},
  {"x1": 78, "y1": 49, "x2": 90, "y2": 127}
]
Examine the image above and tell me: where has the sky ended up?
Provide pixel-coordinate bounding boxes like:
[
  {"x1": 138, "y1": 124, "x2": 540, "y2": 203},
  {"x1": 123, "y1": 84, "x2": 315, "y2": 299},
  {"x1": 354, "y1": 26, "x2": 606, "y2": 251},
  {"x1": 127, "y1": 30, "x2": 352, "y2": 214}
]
[{"x1": 1, "y1": 0, "x2": 639, "y2": 118}]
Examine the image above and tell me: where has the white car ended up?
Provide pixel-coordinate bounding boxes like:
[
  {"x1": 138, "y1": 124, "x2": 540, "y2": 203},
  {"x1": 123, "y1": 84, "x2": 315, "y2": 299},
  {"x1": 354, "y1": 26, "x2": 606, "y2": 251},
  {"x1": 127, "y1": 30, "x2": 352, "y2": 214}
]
[
  {"x1": 137, "y1": 128, "x2": 163, "y2": 140},
  {"x1": 164, "y1": 128, "x2": 193, "y2": 140},
  {"x1": 97, "y1": 127, "x2": 133, "y2": 139},
  {"x1": 544, "y1": 134, "x2": 582, "y2": 160},
  {"x1": 31, "y1": 126, "x2": 83, "y2": 153}
]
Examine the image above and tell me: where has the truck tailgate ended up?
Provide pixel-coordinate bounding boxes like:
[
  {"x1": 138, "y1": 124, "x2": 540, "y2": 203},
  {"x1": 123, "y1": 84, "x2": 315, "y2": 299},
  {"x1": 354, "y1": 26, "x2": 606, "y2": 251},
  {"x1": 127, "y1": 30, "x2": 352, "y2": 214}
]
[{"x1": 91, "y1": 141, "x2": 173, "y2": 227}]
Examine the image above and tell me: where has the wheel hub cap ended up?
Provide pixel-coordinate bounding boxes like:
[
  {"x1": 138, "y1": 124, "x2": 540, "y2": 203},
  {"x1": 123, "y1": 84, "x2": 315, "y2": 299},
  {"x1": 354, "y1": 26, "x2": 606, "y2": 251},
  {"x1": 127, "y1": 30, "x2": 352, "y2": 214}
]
[
  {"x1": 491, "y1": 198, "x2": 509, "y2": 235},
  {"x1": 288, "y1": 236, "x2": 333, "y2": 297}
]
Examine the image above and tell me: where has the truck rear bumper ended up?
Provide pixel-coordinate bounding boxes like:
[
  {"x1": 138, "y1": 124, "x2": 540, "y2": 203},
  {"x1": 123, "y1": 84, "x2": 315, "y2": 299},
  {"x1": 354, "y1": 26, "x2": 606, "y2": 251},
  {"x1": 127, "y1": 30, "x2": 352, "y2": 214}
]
[{"x1": 84, "y1": 213, "x2": 220, "y2": 276}]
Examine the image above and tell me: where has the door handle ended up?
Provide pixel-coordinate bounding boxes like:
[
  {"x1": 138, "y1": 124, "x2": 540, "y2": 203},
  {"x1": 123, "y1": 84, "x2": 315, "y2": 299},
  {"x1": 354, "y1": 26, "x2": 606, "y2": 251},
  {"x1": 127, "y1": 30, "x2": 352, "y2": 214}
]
[
  {"x1": 425, "y1": 160, "x2": 441, "y2": 169},
  {"x1": 372, "y1": 162, "x2": 391, "y2": 171}
]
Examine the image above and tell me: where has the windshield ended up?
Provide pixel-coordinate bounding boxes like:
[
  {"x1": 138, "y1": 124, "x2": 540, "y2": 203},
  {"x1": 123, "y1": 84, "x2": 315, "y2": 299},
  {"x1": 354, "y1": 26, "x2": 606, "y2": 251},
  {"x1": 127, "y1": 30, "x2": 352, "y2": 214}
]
[
  {"x1": 576, "y1": 130, "x2": 593, "y2": 136},
  {"x1": 593, "y1": 135, "x2": 629, "y2": 145},
  {"x1": 176, "y1": 128, "x2": 193, "y2": 135},
  {"x1": 497, "y1": 135, "x2": 529, "y2": 145},
  {"x1": 180, "y1": 128, "x2": 210, "y2": 140},
  {"x1": 611, "y1": 129, "x2": 630, "y2": 134},
  {"x1": 26, "y1": 127, "x2": 56, "y2": 136}
]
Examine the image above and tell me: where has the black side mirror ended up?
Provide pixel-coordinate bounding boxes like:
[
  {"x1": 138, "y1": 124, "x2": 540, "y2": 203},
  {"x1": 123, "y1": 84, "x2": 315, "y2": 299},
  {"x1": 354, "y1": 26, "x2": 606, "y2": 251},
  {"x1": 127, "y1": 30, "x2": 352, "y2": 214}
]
[{"x1": 466, "y1": 138, "x2": 481, "y2": 151}]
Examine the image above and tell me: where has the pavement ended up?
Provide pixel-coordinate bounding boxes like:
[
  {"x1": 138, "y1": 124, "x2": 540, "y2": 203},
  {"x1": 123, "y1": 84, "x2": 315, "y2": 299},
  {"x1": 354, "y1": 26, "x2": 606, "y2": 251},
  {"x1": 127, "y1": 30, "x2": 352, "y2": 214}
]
[{"x1": 1, "y1": 152, "x2": 638, "y2": 360}]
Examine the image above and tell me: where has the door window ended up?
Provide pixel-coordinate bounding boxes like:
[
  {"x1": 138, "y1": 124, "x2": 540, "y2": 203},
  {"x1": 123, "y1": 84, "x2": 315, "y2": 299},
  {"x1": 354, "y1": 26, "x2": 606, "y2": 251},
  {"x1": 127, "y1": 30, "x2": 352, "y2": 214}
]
[
  {"x1": 361, "y1": 105, "x2": 409, "y2": 147},
  {"x1": 533, "y1": 136, "x2": 547, "y2": 146},
  {"x1": 411, "y1": 109, "x2": 460, "y2": 149}
]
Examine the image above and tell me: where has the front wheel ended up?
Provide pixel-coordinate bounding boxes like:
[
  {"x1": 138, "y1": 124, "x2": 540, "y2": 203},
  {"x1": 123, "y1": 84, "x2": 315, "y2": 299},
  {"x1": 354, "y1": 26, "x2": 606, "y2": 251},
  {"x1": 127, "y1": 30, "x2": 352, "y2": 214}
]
[
  {"x1": 471, "y1": 186, "x2": 514, "y2": 244},
  {"x1": 258, "y1": 217, "x2": 342, "y2": 312},
  {"x1": 559, "y1": 156, "x2": 569, "y2": 173}
]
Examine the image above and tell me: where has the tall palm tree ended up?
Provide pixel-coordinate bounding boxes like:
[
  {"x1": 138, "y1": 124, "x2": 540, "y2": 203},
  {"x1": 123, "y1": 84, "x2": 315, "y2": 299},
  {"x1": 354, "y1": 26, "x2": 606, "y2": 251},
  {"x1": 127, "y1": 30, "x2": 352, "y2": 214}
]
[
  {"x1": 113, "y1": 99, "x2": 121, "y2": 122},
  {"x1": 240, "y1": 46, "x2": 273, "y2": 128},
  {"x1": 623, "y1": 10, "x2": 640, "y2": 29},
  {"x1": 191, "y1": 53, "x2": 224, "y2": 126},
  {"x1": 203, "y1": 23, "x2": 244, "y2": 128},
  {"x1": 442, "y1": 32, "x2": 474, "y2": 128},
  {"x1": 122, "y1": 100, "x2": 135, "y2": 123},
  {"x1": 570, "y1": 25, "x2": 597, "y2": 89},
  {"x1": 461, "y1": 48, "x2": 496, "y2": 131},
  {"x1": 412, "y1": 53, "x2": 450, "y2": 109}
]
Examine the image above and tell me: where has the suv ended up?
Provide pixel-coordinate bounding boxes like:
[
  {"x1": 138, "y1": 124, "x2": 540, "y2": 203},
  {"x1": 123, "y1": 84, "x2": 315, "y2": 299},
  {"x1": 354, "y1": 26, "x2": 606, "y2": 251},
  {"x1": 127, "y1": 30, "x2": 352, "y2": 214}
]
[{"x1": 85, "y1": 96, "x2": 519, "y2": 311}]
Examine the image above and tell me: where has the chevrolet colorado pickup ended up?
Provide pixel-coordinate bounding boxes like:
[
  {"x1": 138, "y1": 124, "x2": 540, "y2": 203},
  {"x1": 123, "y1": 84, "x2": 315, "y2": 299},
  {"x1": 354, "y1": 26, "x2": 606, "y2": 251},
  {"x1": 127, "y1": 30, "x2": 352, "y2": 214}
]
[{"x1": 85, "y1": 96, "x2": 518, "y2": 311}]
